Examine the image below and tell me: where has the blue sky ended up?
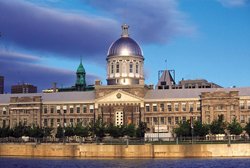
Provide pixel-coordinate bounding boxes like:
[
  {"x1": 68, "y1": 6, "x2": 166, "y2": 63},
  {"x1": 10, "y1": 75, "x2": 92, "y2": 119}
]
[{"x1": 0, "y1": 0, "x2": 249, "y2": 92}]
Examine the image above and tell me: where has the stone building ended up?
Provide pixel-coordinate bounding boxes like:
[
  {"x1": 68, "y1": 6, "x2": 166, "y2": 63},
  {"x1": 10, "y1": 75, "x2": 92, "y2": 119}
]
[{"x1": 0, "y1": 24, "x2": 250, "y2": 134}]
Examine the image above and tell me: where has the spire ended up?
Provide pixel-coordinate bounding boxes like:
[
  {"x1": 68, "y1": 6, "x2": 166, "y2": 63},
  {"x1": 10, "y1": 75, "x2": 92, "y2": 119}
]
[{"x1": 121, "y1": 24, "x2": 129, "y2": 37}]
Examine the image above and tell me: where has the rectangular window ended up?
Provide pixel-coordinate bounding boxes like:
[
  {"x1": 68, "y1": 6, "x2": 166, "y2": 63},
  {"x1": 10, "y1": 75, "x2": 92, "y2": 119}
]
[
  {"x1": 116, "y1": 62, "x2": 119, "y2": 73},
  {"x1": 44, "y1": 107, "x2": 47, "y2": 114},
  {"x1": 168, "y1": 117, "x2": 172, "y2": 125},
  {"x1": 70, "y1": 105, "x2": 74, "y2": 113},
  {"x1": 160, "y1": 117, "x2": 164, "y2": 124},
  {"x1": 77, "y1": 118, "x2": 80, "y2": 123},
  {"x1": 136, "y1": 63, "x2": 139, "y2": 73},
  {"x1": 111, "y1": 63, "x2": 114, "y2": 73},
  {"x1": 196, "y1": 103, "x2": 201, "y2": 111},
  {"x1": 182, "y1": 103, "x2": 186, "y2": 112},
  {"x1": 240, "y1": 115, "x2": 245, "y2": 123},
  {"x1": 44, "y1": 119, "x2": 47, "y2": 127},
  {"x1": 160, "y1": 103, "x2": 164, "y2": 112},
  {"x1": 50, "y1": 107, "x2": 54, "y2": 113},
  {"x1": 167, "y1": 104, "x2": 172, "y2": 112},
  {"x1": 174, "y1": 103, "x2": 179, "y2": 112},
  {"x1": 240, "y1": 101, "x2": 245, "y2": 110},
  {"x1": 83, "y1": 105, "x2": 87, "y2": 113},
  {"x1": 248, "y1": 101, "x2": 250, "y2": 110},
  {"x1": 182, "y1": 117, "x2": 186, "y2": 123},
  {"x1": 175, "y1": 117, "x2": 179, "y2": 124},
  {"x1": 129, "y1": 63, "x2": 133, "y2": 73},
  {"x1": 189, "y1": 103, "x2": 194, "y2": 112},
  {"x1": 56, "y1": 106, "x2": 60, "y2": 114},
  {"x1": 77, "y1": 106, "x2": 80, "y2": 113},
  {"x1": 153, "y1": 104, "x2": 157, "y2": 112},
  {"x1": 146, "y1": 117, "x2": 150, "y2": 124},
  {"x1": 89, "y1": 105, "x2": 94, "y2": 113},
  {"x1": 145, "y1": 104, "x2": 150, "y2": 112},
  {"x1": 153, "y1": 117, "x2": 158, "y2": 124}
]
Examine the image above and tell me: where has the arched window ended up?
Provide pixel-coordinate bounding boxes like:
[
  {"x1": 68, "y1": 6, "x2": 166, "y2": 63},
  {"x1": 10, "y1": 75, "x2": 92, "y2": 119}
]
[
  {"x1": 129, "y1": 62, "x2": 133, "y2": 73},
  {"x1": 116, "y1": 62, "x2": 119, "y2": 73},
  {"x1": 136, "y1": 62, "x2": 139, "y2": 73},
  {"x1": 111, "y1": 62, "x2": 114, "y2": 73}
]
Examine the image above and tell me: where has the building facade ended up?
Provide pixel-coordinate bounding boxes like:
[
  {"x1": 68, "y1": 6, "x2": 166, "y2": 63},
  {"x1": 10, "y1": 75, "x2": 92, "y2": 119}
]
[
  {"x1": 11, "y1": 83, "x2": 37, "y2": 94},
  {"x1": 1, "y1": 25, "x2": 250, "y2": 134}
]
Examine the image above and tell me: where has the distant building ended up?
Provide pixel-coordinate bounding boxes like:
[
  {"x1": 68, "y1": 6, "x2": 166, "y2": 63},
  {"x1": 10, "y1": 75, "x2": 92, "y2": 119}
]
[
  {"x1": 157, "y1": 69, "x2": 222, "y2": 90},
  {"x1": 0, "y1": 76, "x2": 4, "y2": 94},
  {"x1": 11, "y1": 83, "x2": 37, "y2": 94}
]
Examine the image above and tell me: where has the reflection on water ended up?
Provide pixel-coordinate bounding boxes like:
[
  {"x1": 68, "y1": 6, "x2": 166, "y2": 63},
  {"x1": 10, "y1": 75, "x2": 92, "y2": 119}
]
[{"x1": 0, "y1": 157, "x2": 250, "y2": 168}]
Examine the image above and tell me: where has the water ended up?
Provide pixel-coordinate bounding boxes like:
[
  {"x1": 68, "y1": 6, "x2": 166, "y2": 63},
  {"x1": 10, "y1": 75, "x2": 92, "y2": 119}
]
[{"x1": 0, "y1": 157, "x2": 250, "y2": 168}]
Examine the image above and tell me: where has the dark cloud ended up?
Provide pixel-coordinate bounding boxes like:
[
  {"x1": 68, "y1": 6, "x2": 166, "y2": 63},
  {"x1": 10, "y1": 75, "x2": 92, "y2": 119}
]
[
  {"x1": 0, "y1": 0, "x2": 119, "y2": 63},
  {"x1": 0, "y1": 0, "x2": 193, "y2": 63},
  {"x1": 0, "y1": 52, "x2": 98, "y2": 93},
  {"x1": 82, "y1": 0, "x2": 195, "y2": 44}
]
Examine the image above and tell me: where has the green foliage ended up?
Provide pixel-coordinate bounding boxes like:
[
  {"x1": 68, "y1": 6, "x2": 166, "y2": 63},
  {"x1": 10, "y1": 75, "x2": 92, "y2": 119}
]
[
  {"x1": 193, "y1": 120, "x2": 209, "y2": 137},
  {"x1": 55, "y1": 125, "x2": 64, "y2": 138},
  {"x1": 210, "y1": 114, "x2": 227, "y2": 134},
  {"x1": 107, "y1": 124, "x2": 121, "y2": 138},
  {"x1": 0, "y1": 127, "x2": 13, "y2": 137},
  {"x1": 227, "y1": 118, "x2": 243, "y2": 135},
  {"x1": 74, "y1": 123, "x2": 89, "y2": 138},
  {"x1": 91, "y1": 118, "x2": 106, "y2": 139},
  {"x1": 12, "y1": 123, "x2": 31, "y2": 138},
  {"x1": 29, "y1": 126, "x2": 44, "y2": 138},
  {"x1": 174, "y1": 121, "x2": 191, "y2": 137},
  {"x1": 245, "y1": 121, "x2": 250, "y2": 136},
  {"x1": 124, "y1": 124, "x2": 136, "y2": 137},
  {"x1": 64, "y1": 126, "x2": 75, "y2": 137},
  {"x1": 136, "y1": 122, "x2": 147, "y2": 138}
]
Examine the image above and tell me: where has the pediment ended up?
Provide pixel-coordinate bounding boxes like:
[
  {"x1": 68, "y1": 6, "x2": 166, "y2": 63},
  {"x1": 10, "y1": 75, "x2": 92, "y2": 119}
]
[{"x1": 96, "y1": 89, "x2": 143, "y2": 104}]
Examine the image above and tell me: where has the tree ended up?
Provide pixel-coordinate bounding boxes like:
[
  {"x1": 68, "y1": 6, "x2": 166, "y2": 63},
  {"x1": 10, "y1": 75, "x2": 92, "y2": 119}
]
[
  {"x1": 64, "y1": 126, "x2": 75, "y2": 137},
  {"x1": 74, "y1": 123, "x2": 89, "y2": 139},
  {"x1": 91, "y1": 118, "x2": 106, "y2": 141},
  {"x1": 124, "y1": 124, "x2": 136, "y2": 137},
  {"x1": 245, "y1": 121, "x2": 250, "y2": 136},
  {"x1": 210, "y1": 114, "x2": 227, "y2": 134},
  {"x1": 136, "y1": 122, "x2": 147, "y2": 138},
  {"x1": 227, "y1": 118, "x2": 243, "y2": 135},
  {"x1": 193, "y1": 120, "x2": 209, "y2": 137},
  {"x1": 107, "y1": 124, "x2": 120, "y2": 138},
  {"x1": 174, "y1": 121, "x2": 191, "y2": 137},
  {"x1": 55, "y1": 125, "x2": 64, "y2": 139}
]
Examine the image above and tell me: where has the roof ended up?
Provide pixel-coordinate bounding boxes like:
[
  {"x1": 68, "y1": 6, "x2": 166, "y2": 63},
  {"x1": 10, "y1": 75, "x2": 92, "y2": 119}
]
[
  {"x1": 0, "y1": 91, "x2": 95, "y2": 104},
  {"x1": 145, "y1": 87, "x2": 250, "y2": 100}
]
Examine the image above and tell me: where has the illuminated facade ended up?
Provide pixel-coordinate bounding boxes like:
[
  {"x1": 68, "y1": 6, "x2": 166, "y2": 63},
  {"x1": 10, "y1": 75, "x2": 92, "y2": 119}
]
[{"x1": 1, "y1": 25, "x2": 250, "y2": 134}]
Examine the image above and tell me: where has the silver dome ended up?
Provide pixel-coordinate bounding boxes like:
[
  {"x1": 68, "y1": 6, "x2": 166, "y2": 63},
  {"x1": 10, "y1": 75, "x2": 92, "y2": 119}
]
[{"x1": 107, "y1": 37, "x2": 143, "y2": 57}]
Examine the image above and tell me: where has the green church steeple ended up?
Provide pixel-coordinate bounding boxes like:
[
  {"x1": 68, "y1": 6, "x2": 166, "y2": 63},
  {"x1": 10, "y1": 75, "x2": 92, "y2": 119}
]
[{"x1": 75, "y1": 58, "x2": 86, "y2": 90}]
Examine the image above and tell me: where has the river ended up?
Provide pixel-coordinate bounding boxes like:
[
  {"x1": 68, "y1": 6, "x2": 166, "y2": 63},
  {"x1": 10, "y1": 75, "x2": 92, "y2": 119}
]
[{"x1": 0, "y1": 157, "x2": 249, "y2": 168}]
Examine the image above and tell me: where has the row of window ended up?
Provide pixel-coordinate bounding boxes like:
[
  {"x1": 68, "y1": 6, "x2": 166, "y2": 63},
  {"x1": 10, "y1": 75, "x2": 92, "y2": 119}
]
[
  {"x1": 110, "y1": 62, "x2": 140, "y2": 74},
  {"x1": 145, "y1": 103, "x2": 200, "y2": 112},
  {"x1": 43, "y1": 118, "x2": 93, "y2": 127},
  {"x1": 145, "y1": 116, "x2": 201, "y2": 125},
  {"x1": 43, "y1": 105, "x2": 94, "y2": 114}
]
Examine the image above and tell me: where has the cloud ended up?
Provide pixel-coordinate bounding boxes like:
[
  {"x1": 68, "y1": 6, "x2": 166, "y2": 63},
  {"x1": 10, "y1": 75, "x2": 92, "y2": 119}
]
[
  {"x1": 0, "y1": 0, "x2": 193, "y2": 63},
  {"x1": 0, "y1": 0, "x2": 119, "y2": 63},
  {"x1": 0, "y1": 51, "x2": 98, "y2": 93},
  {"x1": 217, "y1": 0, "x2": 248, "y2": 7},
  {"x1": 82, "y1": 0, "x2": 195, "y2": 44}
]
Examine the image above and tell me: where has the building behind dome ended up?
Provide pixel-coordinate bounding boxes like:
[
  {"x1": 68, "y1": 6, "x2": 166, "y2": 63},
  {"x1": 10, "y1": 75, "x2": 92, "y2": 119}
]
[{"x1": 106, "y1": 24, "x2": 144, "y2": 85}]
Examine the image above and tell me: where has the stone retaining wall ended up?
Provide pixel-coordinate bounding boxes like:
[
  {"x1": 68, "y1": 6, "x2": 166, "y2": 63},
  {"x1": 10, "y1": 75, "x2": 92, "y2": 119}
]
[{"x1": 1, "y1": 143, "x2": 250, "y2": 158}]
